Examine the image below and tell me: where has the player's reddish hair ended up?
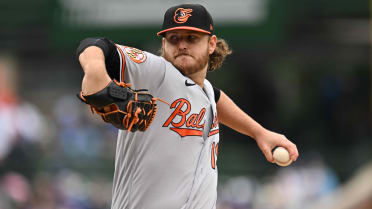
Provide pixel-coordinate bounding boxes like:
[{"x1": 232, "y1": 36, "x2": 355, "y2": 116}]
[{"x1": 208, "y1": 37, "x2": 232, "y2": 72}]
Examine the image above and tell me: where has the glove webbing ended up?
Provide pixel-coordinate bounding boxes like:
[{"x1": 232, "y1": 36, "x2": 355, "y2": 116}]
[
  {"x1": 79, "y1": 80, "x2": 169, "y2": 131},
  {"x1": 112, "y1": 80, "x2": 169, "y2": 131}
]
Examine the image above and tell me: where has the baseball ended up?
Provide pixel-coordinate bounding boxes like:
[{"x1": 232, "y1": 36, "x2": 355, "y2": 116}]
[{"x1": 273, "y1": 147, "x2": 292, "y2": 166}]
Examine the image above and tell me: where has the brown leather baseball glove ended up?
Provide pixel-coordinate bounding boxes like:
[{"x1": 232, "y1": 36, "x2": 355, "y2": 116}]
[{"x1": 78, "y1": 80, "x2": 162, "y2": 132}]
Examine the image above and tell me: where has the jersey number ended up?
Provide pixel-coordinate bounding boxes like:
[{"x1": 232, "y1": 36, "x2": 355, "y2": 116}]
[{"x1": 211, "y1": 142, "x2": 219, "y2": 169}]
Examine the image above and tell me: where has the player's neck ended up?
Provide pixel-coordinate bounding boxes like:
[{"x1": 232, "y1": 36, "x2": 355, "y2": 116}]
[{"x1": 187, "y1": 66, "x2": 207, "y2": 88}]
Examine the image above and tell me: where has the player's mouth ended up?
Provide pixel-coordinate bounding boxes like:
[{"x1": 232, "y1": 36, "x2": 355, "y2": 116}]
[
  {"x1": 174, "y1": 54, "x2": 193, "y2": 59},
  {"x1": 175, "y1": 53, "x2": 193, "y2": 58}
]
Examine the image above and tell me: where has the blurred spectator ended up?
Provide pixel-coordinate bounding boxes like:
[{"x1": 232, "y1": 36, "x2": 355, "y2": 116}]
[
  {"x1": 0, "y1": 55, "x2": 48, "y2": 179},
  {"x1": 308, "y1": 161, "x2": 372, "y2": 209},
  {"x1": 0, "y1": 172, "x2": 32, "y2": 209},
  {"x1": 53, "y1": 95, "x2": 105, "y2": 159},
  {"x1": 0, "y1": 55, "x2": 20, "y2": 162},
  {"x1": 0, "y1": 53, "x2": 115, "y2": 209},
  {"x1": 218, "y1": 176, "x2": 258, "y2": 209},
  {"x1": 217, "y1": 154, "x2": 339, "y2": 209}
]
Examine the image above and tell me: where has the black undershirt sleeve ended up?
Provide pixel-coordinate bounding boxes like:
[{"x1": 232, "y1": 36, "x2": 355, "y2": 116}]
[
  {"x1": 213, "y1": 86, "x2": 221, "y2": 103},
  {"x1": 76, "y1": 37, "x2": 121, "y2": 81}
]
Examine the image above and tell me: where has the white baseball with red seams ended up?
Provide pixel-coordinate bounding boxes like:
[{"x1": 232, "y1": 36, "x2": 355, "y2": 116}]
[{"x1": 273, "y1": 147, "x2": 292, "y2": 166}]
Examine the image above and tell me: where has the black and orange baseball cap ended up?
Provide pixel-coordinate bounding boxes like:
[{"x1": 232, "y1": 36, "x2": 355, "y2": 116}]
[{"x1": 157, "y1": 4, "x2": 214, "y2": 36}]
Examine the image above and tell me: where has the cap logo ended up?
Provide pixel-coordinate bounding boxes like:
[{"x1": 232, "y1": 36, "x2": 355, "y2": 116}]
[{"x1": 174, "y1": 8, "x2": 193, "y2": 24}]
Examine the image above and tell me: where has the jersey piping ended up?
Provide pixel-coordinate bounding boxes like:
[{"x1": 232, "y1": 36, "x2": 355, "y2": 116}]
[{"x1": 116, "y1": 45, "x2": 126, "y2": 82}]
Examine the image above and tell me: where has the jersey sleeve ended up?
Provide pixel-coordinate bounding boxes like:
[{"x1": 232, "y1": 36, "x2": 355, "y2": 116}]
[{"x1": 116, "y1": 44, "x2": 166, "y2": 92}]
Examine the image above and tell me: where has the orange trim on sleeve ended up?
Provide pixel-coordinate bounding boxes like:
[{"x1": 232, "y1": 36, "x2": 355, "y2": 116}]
[{"x1": 115, "y1": 45, "x2": 126, "y2": 82}]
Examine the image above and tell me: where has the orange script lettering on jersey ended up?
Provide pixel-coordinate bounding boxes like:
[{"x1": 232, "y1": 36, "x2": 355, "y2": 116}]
[{"x1": 163, "y1": 98, "x2": 205, "y2": 137}]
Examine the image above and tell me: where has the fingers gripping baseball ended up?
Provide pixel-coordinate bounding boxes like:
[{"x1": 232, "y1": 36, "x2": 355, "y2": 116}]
[
  {"x1": 285, "y1": 141, "x2": 299, "y2": 162},
  {"x1": 256, "y1": 130, "x2": 299, "y2": 164},
  {"x1": 260, "y1": 145, "x2": 275, "y2": 163}
]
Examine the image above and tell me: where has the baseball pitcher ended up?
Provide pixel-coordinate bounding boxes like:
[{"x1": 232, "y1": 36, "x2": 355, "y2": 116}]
[{"x1": 76, "y1": 4, "x2": 299, "y2": 209}]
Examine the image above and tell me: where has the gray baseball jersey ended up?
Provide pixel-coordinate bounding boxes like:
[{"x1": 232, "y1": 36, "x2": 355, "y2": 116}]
[{"x1": 111, "y1": 44, "x2": 220, "y2": 209}]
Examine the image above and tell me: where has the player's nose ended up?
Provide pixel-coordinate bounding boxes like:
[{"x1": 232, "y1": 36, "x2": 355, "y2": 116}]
[{"x1": 177, "y1": 39, "x2": 188, "y2": 50}]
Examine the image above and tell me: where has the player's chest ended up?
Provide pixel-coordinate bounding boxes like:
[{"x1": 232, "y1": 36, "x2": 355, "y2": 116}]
[{"x1": 158, "y1": 86, "x2": 218, "y2": 138}]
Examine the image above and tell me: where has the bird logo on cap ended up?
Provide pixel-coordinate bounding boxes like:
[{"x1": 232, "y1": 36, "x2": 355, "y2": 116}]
[{"x1": 174, "y1": 8, "x2": 193, "y2": 24}]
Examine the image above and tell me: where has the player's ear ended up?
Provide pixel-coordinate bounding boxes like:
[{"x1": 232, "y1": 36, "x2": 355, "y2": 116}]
[
  {"x1": 208, "y1": 35, "x2": 217, "y2": 55},
  {"x1": 161, "y1": 38, "x2": 166, "y2": 56}
]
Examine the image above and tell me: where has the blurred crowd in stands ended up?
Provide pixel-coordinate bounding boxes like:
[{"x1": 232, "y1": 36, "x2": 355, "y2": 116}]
[{"x1": 0, "y1": 55, "x2": 115, "y2": 209}]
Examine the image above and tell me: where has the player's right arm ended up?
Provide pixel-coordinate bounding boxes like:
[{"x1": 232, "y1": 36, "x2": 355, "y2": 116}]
[
  {"x1": 216, "y1": 90, "x2": 299, "y2": 163},
  {"x1": 77, "y1": 37, "x2": 167, "y2": 93},
  {"x1": 76, "y1": 37, "x2": 121, "y2": 95},
  {"x1": 78, "y1": 46, "x2": 111, "y2": 95}
]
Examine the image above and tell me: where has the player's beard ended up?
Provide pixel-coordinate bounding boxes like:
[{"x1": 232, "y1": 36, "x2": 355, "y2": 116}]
[{"x1": 162, "y1": 48, "x2": 209, "y2": 75}]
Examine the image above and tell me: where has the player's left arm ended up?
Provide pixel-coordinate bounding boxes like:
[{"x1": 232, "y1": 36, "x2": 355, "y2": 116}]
[{"x1": 216, "y1": 90, "x2": 299, "y2": 163}]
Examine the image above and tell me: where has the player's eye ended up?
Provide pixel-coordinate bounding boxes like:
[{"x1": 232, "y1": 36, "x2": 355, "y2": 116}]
[
  {"x1": 166, "y1": 34, "x2": 200, "y2": 45},
  {"x1": 167, "y1": 35, "x2": 180, "y2": 45},
  {"x1": 186, "y1": 35, "x2": 198, "y2": 43}
]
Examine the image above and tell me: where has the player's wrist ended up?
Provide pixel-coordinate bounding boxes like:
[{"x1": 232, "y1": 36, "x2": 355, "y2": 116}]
[
  {"x1": 81, "y1": 73, "x2": 111, "y2": 95},
  {"x1": 250, "y1": 126, "x2": 268, "y2": 141}
]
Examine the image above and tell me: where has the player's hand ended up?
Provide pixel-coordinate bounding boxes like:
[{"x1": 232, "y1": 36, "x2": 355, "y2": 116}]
[{"x1": 254, "y1": 129, "x2": 299, "y2": 163}]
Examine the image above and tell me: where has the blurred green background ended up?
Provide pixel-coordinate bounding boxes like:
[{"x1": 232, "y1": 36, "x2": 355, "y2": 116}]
[{"x1": 0, "y1": 0, "x2": 370, "y2": 209}]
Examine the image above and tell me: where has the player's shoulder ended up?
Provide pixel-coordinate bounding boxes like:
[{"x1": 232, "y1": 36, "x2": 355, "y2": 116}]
[
  {"x1": 203, "y1": 79, "x2": 213, "y2": 89},
  {"x1": 116, "y1": 44, "x2": 165, "y2": 65}
]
